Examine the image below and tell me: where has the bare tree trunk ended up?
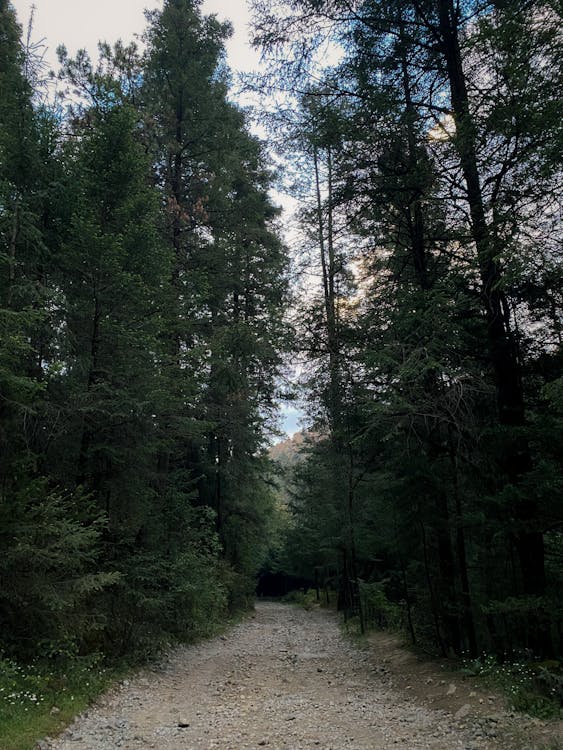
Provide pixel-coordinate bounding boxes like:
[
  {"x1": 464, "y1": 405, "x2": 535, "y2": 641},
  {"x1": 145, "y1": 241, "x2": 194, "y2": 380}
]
[
  {"x1": 449, "y1": 433, "x2": 478, "y2": 656},
  {"x1": 314, "y1": 143, "x2": 361, "y2": 623},
  {"x1": 420, "y1": 521, "x2": 447, "y2": 657}
]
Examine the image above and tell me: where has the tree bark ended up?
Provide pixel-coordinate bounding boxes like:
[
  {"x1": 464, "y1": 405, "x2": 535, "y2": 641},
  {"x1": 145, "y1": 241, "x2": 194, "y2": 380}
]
[{"x1": 436, "y1": 0, "x2": 545, "y2": 599}]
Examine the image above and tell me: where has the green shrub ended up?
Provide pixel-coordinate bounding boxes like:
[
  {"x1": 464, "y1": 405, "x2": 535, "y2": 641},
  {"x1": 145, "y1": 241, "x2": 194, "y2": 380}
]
[
  {"x1": 0, "y1": 481, "x2": 119, "y2": 660},
  {"x1": 462, "y1": 654, "x2": 562, "y2": 719},
  {"x1": 359, "y1": 581, "x2": 402, "y2": 630}
]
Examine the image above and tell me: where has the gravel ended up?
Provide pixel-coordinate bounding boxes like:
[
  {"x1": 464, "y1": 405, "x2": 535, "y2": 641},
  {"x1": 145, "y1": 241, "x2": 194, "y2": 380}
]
[{"x1": 41, "y1": 602, "x2": 557, "y2": 750}]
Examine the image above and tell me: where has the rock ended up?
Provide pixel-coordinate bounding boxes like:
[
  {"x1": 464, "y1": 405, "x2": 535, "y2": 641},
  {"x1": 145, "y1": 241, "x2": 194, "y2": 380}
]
[
  {"x1": 50, "y1": 706, "x2": 61, "y2": 715},
  {"x1": 43, "y1": 603, "x2": 552, "y2": 750},
  {"x1": 455, "y1": 704, "x2": 472, "y2": 719}
]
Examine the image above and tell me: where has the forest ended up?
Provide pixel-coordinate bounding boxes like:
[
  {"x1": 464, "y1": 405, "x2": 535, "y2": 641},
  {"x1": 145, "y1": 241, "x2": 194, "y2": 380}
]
[
  {"x1": 0, "y1": 0, "x2": 562, "y2": 712},
  {"x1": 1, "y1": 0, "x2": 288, "y2": 664},
  {"x1": 254, "y1": 0, "x2": 563, "y2": 663}
]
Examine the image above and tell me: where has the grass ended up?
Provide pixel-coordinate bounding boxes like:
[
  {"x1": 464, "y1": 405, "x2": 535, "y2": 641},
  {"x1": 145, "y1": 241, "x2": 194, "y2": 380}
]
[
  {"x1": 0, "y1": 654, "x2": 123, "y2": 750},
  {"x1": 0, "y1": 607, "x2": 255, "y2": 750},
  {"x1": 461, "y1": 653, "x2": 562, "y2": 720}
]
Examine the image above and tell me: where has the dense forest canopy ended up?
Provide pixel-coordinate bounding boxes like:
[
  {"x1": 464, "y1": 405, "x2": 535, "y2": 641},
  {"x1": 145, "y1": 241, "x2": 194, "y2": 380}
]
[
  {"x1": 0, "y1": 0, "x2": 288, "y2": 659},
  {"x1": 254, "y1": 0, "x2": 563, "y2": 660},
  {"x1": 0, "y1": 0, "x2": 562, "y2": 682}
]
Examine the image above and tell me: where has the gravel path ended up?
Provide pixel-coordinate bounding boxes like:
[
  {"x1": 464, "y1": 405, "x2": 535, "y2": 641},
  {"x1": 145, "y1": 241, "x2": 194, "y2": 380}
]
[{"x1": 44, "y1": 602, "x2": 545, "y2": 750}]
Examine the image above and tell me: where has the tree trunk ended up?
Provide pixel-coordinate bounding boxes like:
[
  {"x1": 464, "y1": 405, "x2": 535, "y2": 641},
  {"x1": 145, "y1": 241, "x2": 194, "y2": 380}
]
[
  {"x1": 420, "y1": 521, "x2": 447, "y2": 656},
  {"x1": 436, "y1": 0, "x2": 545, "y2": 601},
  {"x1": 400, "y1": 42, "x2": 429, "y2": 291}
]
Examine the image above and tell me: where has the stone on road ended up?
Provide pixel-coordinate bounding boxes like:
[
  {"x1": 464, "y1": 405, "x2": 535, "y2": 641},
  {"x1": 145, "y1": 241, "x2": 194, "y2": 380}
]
[{"x1": 47, "y1": 602, "x2": 521, "y2": 749}]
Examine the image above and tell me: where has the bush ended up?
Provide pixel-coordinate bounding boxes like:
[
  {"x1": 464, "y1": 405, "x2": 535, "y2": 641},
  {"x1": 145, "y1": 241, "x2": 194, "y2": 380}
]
[
  {"x1": 359, "y1": 581, "x2": 402, "y2": 631},
  {"x1": 0, "y1": 481, "x2": 119, "y2": 659}
]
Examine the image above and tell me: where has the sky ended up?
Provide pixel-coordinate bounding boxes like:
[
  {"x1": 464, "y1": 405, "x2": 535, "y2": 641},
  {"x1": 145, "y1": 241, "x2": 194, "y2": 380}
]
[
  {"x1": 11, "y1": 0, "x2": 262, "y2": 75},
  {"x1": 10, "y1": 0, "x2": 304, "y2": 439}
]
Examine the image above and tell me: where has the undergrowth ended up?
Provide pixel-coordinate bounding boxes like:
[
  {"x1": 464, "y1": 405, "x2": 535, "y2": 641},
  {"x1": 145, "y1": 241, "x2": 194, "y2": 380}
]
[
  {"x1": 341, "y1": 610, "x2": 562, "y2": 721},
  {"x1": 461, "y1": 653, "x2": 562, "y2": 720},
  {"x1": 0, "y1": 604, "x2": 254, "y2": 750},
  {"x1": 281, "y1": 589, "x2": 320, "y2": 610},
  {"x1": 0, "y1": 653, "x2": 119, "y2": 750}
]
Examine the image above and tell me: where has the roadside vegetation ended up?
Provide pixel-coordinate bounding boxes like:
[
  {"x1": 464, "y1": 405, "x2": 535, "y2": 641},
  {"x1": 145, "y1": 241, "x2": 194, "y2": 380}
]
[{"x1": 0, "y1": 655, "x2": 114, "y2": 750}]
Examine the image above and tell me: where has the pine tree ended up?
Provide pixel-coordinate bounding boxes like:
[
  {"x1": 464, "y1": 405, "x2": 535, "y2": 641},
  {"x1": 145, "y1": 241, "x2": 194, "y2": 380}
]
[
  {"x1": 143, "y1": 0, "x2": 289, "y2": 607},
  {"x1": 0, "y1": 3, "x2": 117, "y2": 657},
  {"x1": 252, "y1": 0, "x2": 563, "y2": 656}
]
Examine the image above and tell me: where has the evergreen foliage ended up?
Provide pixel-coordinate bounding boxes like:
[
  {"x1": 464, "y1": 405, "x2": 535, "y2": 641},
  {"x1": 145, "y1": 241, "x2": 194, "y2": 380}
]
[
  {"x1": 255, "y1": 0, "x2": 563, "y2": 660},
  {"x1": 1, "y1": 0, "x2": 562, "y2": 689},
  {"x1": 0, "y1": 0, "x2": 288, "y2": 663}
]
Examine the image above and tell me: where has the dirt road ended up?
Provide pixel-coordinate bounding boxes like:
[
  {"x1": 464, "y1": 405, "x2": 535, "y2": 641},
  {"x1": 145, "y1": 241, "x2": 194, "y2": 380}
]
[{"x1": 45, "y1": 602, "x2": 555, "y2": 750}]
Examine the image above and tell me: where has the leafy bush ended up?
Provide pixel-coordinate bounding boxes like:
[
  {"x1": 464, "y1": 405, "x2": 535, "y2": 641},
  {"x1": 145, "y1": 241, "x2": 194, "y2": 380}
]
[{"x1": 101, "y1": 546, "x2": 230, "y2": 657}]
